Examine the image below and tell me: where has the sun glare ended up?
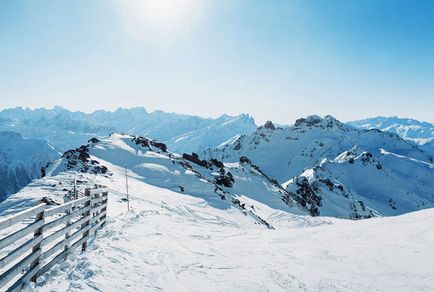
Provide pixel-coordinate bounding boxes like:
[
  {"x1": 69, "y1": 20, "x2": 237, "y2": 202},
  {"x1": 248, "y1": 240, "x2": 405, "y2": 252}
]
[{"x1": 118, "y1": 0, "x2": 203, "y2": 42}]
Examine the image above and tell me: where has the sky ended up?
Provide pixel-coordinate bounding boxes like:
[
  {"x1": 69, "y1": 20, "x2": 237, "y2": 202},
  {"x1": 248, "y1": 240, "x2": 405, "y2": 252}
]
[{"x1": 0, "y1": 0, "x2": 433, "y2": 124}]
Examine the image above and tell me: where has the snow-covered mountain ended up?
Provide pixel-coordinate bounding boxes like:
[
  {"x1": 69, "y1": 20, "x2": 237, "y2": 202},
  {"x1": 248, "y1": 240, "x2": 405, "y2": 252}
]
[
  {"x1": 1, "y1": 134, "x2": 433, "y2": 291},
  {"x1": 349, "y1": 116, "x2": 434, "y2": 155},
  {"x1": 0, "y1": 131, "x2": 59, "y2": 201},
  {"x1": 42, "y1": 133, "x2": 309, "y2": 226},
  {"x1": 203, "y1": 115, "x2": 434, "y2": 218},
  {"x1": 0, "y1": 107, "x2": 257, "y2": 153}
]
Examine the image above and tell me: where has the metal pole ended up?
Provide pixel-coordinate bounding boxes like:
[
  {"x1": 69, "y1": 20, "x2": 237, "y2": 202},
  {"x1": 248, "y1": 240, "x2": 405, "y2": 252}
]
[{"x1": 125, "y1": 167, "x2": 129, "y2": 211}]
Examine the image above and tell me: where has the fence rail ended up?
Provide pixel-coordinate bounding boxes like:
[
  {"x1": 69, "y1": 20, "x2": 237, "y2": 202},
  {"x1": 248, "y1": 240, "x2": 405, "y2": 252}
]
[{"x1": 0, "y1": 187, "x2": 108, "y2": 291}]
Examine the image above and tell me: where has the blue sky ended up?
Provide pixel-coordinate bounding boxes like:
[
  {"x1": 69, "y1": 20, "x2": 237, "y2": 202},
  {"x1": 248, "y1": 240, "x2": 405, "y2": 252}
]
[{"x1": 0, "y1": 0, "x2": 433, "y2": 124}]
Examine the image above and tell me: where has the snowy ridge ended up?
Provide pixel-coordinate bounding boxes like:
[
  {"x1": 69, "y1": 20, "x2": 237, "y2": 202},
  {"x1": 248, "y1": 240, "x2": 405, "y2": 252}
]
[
  {"x1": 349, "y1": 116, "x2": 434, "y2": 154},
  {"x1": 42, "y1": 133, "x2": 308, "y2": 228},
  {"x1": 204, "y1": 115, "x2": 434, "y2": 218}
]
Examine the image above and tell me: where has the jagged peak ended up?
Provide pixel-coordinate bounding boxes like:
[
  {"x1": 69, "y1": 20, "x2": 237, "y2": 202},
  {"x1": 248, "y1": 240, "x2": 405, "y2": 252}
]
[
  {"x1": 263, "y1": 121, "x2": 276, "y2": 130},
  {"x1": 293, "y1": 115, "x2": 346, "y2": 130}
]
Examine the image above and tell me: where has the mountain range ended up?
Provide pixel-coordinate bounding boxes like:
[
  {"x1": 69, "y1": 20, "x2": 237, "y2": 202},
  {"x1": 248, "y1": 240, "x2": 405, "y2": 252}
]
[
  {"x1": 0, "y1": 106, "x2": 256, "y2": 153},
  {"x1": 1, "y1": 109, "x2": 433, "y2": 219},
  {"x1": 1, "y1": 111, "x2": 433, "y2": 290},
  {"x1": 349, "y1": 116, "x2": 434, "y2": 155}
]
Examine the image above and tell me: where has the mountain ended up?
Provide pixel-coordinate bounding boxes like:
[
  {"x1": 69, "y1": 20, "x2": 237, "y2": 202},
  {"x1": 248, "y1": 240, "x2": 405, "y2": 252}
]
[
  {"x1": 42, "y1": 133, "x2": 308, "y2": 226},
  {"x1": 203, "y1": 115, "x2": 434, "y2": 218},
  {"x1": 0, "y1": 107, "x2": 257, "y2": 153},
  {"x1": 1, "y1": 135, "x2": 433, "y2": 291},
  {"x1": 0, "y1": 131, "x2": 59, "y2": 202},
  {"x1": 349, "y1": 116, "x2": 434, "y2": 154}
]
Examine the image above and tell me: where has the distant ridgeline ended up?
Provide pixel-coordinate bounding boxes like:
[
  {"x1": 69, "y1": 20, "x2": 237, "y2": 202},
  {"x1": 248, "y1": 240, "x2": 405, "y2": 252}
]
[{"x1": 0, "y1": 107, "x2": 257, "y2": 153}]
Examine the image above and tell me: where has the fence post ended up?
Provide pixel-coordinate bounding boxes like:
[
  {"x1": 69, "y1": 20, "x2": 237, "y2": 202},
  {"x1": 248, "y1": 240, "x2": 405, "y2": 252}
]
[
  {"x1": 64, "y1": 206, "x2": 72, "y2": 260},
  {"x1": 81, "y1": 189, "x2": 91, "y2": 252},
  {"x1": 30, "y1": 206, "x2": 46, "y2": 283},
  {"x1": 101, "y1": 190, "x2": 108, "y2": 226}
]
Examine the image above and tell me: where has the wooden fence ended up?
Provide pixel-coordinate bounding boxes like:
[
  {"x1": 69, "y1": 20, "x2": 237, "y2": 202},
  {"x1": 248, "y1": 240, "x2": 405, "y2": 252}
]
[{"x1": 0, "y1": 187, "x2": 108, "y2": 291}]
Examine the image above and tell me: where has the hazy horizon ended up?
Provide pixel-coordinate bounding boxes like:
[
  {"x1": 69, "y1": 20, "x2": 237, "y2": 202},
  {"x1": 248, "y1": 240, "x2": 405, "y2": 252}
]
[
  {"x1": 1, "y1": 1, "x2": 433, "y2": 124},
  {"x1": 1, "y1": 105, "x2": 433, "y2": 126}
]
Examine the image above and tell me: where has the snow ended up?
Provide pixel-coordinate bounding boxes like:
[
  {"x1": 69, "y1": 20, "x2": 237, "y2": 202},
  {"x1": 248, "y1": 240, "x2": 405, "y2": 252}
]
[
  {"x1": 349, "y1": 116, "x2": 434, "y2": 155},
  {"x1": 15, "y1": 171, "x2": 434, "y2": 292},
  {"x1": 0, "y1": 131, "x2": 59, "y2": 201},
  {"x1": 0, "y1": 129, "x2": 433, "y2": 291},
  {"x1": 0, "y1": 107, "x2": 257, "y2": 153},
  {"x1": 204, "y1": 115, "x2": 434, "y2": 218}
]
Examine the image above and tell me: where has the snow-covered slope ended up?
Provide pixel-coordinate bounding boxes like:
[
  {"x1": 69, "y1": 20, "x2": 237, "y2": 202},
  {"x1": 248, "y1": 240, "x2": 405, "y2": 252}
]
[
  {"x1": 1, "y1": 158, "x2": 433, "y2": 291},
  {"x1": 203, "y1": 115, "x2": 434, "y2": 218},
  {"x1": 0, "y1": 107, "x2": 257, "y2": 153},
  {"x1": 43, "y1": 133, "x2": 308, "y2": 225},
  {"x1": 284, "y1": 147, "x2": 434, "y2": 218},
  {"x1": 0, "y1": 131, "x2": 59, "y2": 202},
  {"x1": 349, "y1": 116, "x2": 434, "y2": 154}
]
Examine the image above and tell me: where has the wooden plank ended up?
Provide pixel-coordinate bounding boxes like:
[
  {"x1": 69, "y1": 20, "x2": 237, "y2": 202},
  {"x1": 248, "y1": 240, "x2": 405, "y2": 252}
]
[
  {"x1": 44, "y1": 196, "x2": 89, "y2": 217},
  {"x1": 43, "y1": 205, "x2": 90, "y2": 232},
  {"x1": 0, "y1": 234, "x2": 43, "y2": 269},
  {"x1": 5, "y1": 262, "x2": 39, "y2": 292},
  {"x1": 90, "y1": 210, "x2": 107, "y2": 225},
  {"x1": 0, "y1": 249, "x2": 40, "y2": 289},
  {"x1": 90, "y1": 219, "x2": 105, "y2": 235},
  {"x1": 41, "y1": 215, "x2": 89, "y2": 247},
  {"x1": 89, "y1": 188, "x2": 108, "y2": 196},
  {"x1": 40, "y1": 225, "x2": 90, "y2": 262},
  {"x1": 91, "y1": 203, "x2": 107, "y2": 214},
  {"x1": 0, "y1": 219, "x2": 44, "y2": 251},
  {"x1": 0, "y1": 204, "x2": 46, "y2": 231},
  {"x1": 36, "y1": 235, "x2": 87, "y2": 279},
  {"x1": 91, "y1": 196, "x2": 108, "y2": 205}
]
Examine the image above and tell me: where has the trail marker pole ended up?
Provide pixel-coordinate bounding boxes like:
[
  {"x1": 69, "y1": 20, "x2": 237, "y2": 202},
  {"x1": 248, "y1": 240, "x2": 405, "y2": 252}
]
[{"x1": 125, "y1": 167, "x2": 130, "y2": 211}]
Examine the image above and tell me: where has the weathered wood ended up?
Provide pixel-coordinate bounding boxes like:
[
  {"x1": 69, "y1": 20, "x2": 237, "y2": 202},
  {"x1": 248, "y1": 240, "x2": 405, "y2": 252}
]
[
  {"x1": 90, "y1": 219, "x2": 105, "y2": 235},
  {"x1": 6, "y1": 262, "x2": 39, "y2": 292},
  {"x1": 0, "y1": 219, "x2": 44, "y2": 251},
  {"x1": 90, "y1": 211, "x2": 107, "y2": 225},
  {"x1": 43, "y1": 205, "x2": 90, "y2": 232},
  {"x1": 37, "y1": 235, "x2": 88, "y2": 279},
  {"x1": 0, "y1": 234, "x2": 43, "y2": 269},
  {"x1": 89, "y1": 188, "x2": 108, "y2": 196},
  {"x1": 29, "y1": 209, "x2": 44, "y2": 283},
  {"x1": 44, "y1": 196, "x2": 89, "y2": 217},
  {"x1": 0, "y1": 187, "x2": 108, "y2": 290},
  {"x1": 81, "y1": 189, "x2": 92, "y2": 252},
  {"x1": 40, "y1": 225, "x2": 90, "y2": 262},
  {"x1": 0, "y1": 204, "x2": 46, "y2": 231},
  {"x1": 91, "y1": 203, "x2": 107, "y2": 215},
  {"x1": 91, "y1": 196, "x2": 108, "y2": 205},
  {"x1": 0, "y1": 250, "x2": 40, "y2": 289},
  {"x1": 41, "y1": 215, "x2": 89, "y2": 247}
]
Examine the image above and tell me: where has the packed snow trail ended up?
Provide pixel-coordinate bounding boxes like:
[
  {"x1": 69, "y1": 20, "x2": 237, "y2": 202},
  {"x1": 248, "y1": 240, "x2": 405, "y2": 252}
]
[{"x1": 33, "y1": 173, "x2": 434, "y2": 292}]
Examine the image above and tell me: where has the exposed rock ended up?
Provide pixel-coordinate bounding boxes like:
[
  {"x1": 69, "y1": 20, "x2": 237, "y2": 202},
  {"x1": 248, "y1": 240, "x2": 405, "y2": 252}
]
[
  {"x1": 263, "y1": 121, "x2": 276, "y2": 130},
  {"x1": 132, "y1": 136, "x2": 167, "y2": 152},
  {"x1": 182, "y1": 153, "x2": 209, "y2": 168}
]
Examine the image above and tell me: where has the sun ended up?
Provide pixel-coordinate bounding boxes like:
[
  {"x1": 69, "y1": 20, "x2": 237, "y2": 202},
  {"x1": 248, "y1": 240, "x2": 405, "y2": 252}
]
[{"x1": 117, "y1": 0, "x2": 204, "y2": 42}]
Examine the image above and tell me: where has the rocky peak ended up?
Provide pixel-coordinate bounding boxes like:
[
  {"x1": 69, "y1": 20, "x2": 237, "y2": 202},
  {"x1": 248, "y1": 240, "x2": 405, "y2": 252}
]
[
  {"x1": 263, "y1": 121, "x2": 276, "y2": 130},
  {"x1": 294, "y1": 115, "x2": 346, "y2": 130}
]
